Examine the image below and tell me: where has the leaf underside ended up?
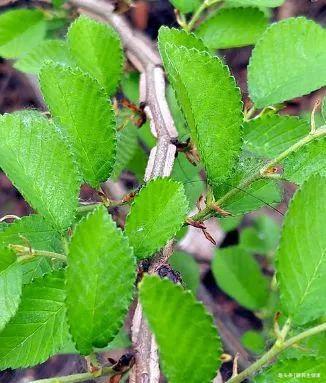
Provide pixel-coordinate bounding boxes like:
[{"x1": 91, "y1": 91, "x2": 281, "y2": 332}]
[{"x1": 140, "y1": 275, "x2": 222, "y2": 383}]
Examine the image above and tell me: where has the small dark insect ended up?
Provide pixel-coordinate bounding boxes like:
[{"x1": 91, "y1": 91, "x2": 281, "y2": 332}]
[{"x1": 157, "y1": 264, "x2": 182, "y2": 284}]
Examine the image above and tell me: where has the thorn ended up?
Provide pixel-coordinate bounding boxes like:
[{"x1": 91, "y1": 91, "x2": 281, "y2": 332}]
[
  {"x1": 231, "y1": 353, "x2": 240, "y2": 378},
  {"x1": 211, "y1": 204, "x2": 232, "y2": 217},
  {"x1": 202, "y1": 229, "x2": 217, "y2": 245}
]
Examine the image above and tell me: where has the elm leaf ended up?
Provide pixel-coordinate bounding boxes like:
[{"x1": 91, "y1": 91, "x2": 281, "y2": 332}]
[
  {"x1": 0, "y1": 9, "x2": 46, "y2": 58},
  {"x1": 0, "y1": 111, "x2": 79, "y2": 231},
  {"x1": 0, "y1": 271, "x2": 69, "y2": 369},
  {"x1": 212, "y1": 246, "x2": 269, "y2": 310},
  {"x1": 276, "y1": 175, "x2": 326, "y2": 324},
  {"x1": 248, "y1": 17, "x2": 326, "y2": 108},
  {"x1": 66, "y1": 206, "x2": 136, "y2": 355},
  {"x1": 124, "y1": 178, "x2": 188, "y2": 259},
  {"x1": 140, "y1": 275, "x2": 222, "y2": 383},
  {"x1": 40, "y1": 62, "x2": 116, "y2": 188},
  {"x1": 67, "y1": 15, "x2": 124, "y2": 95},
  {"x1": 197, "y1": 7, "x2": 268, "y2": 49}
]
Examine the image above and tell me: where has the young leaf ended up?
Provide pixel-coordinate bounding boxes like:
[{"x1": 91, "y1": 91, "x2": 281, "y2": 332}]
[
  {"x1": 219, "y1": 216, "x2": 242, "y2": 232},
  {"x1": 0, "y1": 111, "x2": 79, "y2": 231},
  {"x1": 159, "y1": 39, "x2": 243, "y2": 185},
  {"x1": 140, "y1": 275, "x2": 222, "y2": 383},
  {"x1": 39, "y1": 62, "x2": 116, "y2": 188},
  {"x1": 0, "y1": 270, "x2": 69, "y2": 369},
  {"x1": 66, "y1": 206, "x2": 136, "y2": 355},
  {"x1": 283, "y1": 138, "x2": 326, "y2": 185},
  {"x1": 169, "y1": 251, "x2": 200, "y2": 293},
  {"x1": 67, "y1": 15, "x2": 124, "y2": 95},
  {"x1": 0, "y1": 215, "x2": 63, "y2": 283},
  {"x1": 0, "y1": 247, "x2": 22, "y2": 331},
  {"x1": 169, "y1": 0, "x2": 200, "y2": 14},
  {"x1": 212, "y1": 246, "x2": 269, "y2": 310},
  {"x1": 124, "y1": 178, "x2": 188, "y2": 259},
  {"x1": 0, "y1": 9, "x2": 46, "y2": 58},
  {"x1": 244, "y1": 114, "x2": 310, "y2": 158},
  {"x1": 196, "y1": 7, "x2": 268, "y2": 49},
  {"x1": 254, "y1": 357, "x2": 325, "y2": 382},
  {"x1": 248, "y1": 17, "x2": 326, "y2": 108},
  {"x1": 14, "y1": 40, "x2": 73, "y2": 74},
  {"x1": 276, "y1": 175, "x2": 326, "y2": 325}
]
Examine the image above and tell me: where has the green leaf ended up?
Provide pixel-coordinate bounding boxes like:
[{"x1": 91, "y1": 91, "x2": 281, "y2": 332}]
[
  {"x1": 125, "y1": 178, "x2": 188, "y2": 259},
  {"x1": 322, "y1": 97, "x2": 326, "y2": 123},
  {"x1": 0, "y1": 215, "x2": 63, "y2": 252},
  {"x1": 169, "y1": 251, "x2": 200, "y2": 293},
  {"x1": 0, "y1": 9, "x2": 46, "y2": 59},
  {"x1": 248, "y1": 17, "x2": 326, "y2": 108},
  {"x1": 159, "y1": 36, "x2": 243, "y2": 185},
  {"x1": 169, "y1": 0, "x2": 201, "y2": 14},
  {"x1": 276, "y1": 175, "x2": 326, "y2": 325},
  {"x1": 212, "y1": 246, "x2": 269, "y2": 310},
  {"x1": 244, "y1": 114, "x2": 310, "y2": 158},
  {"x1": 283, "y1": 138, "x2": 326, "y2": 185},
  {"x1": 197, "y1": 7, "x2": 267, "y2": 49},
  {"x1": 0, "y1": 111, "x2": 79, "y2": 231},
  {"x1": 167, "y1": 85, "x2": 188, "y2": 139},
  {"x1": 39, "y1": 62, "x2": 116, "y2": 188},
  {"x1": 67, "y1": 15, "x2": 124, "y2": 95},
  {"x1": 213, "y1": 155, "x2": 282, "y2": 215},
  {"x1": 14, "y1": 39, "x2": 73, "y2": 74},
  {"x1": 254, "y1": 357, "x2": 325, "y2": 382},
  {"x1": 111, "y1": 122, "x2": 138, "y2": 180},
  {"x1": 140, "y1": 275, "x2": 221, "y2": 383},
  {"x1": 219, "y1": 216, "x2": 242, "y2": 232},
  {"x1": 66, "y1": 206, "x2": 135, "y2": 355},
  {"x1": 241, "y1": 330, "x2": 265, "y2": 354},
  {"x1": 0, "y1": 247, "x2": 22, "y2": 331},
  {"x1": 225, "y1": 0, "x2": 284, "y2": 6},
  {"x1": 240, "y1": 215, "x2": 280, "y2": 254},
  {"x1": 0, "y1": 270, "x2": 69, "y2": 369},
  {"x1": 121, "y1": 72, "x2": 140, "y2": 104},
  {"x1": 0, "y1": 214, "x2": 63, "y2": 283}
]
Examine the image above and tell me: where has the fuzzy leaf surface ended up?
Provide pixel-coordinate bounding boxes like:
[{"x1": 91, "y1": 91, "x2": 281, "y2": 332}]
[
  {"x1": 40, "y1": 62, "x2": 116, "y2": 187},
  {"x1": 244, "y1": 114, "x2": 310, "y2": 158},
  {"x1": 283, "y1": 138, "x2": 326, "y2": 185},
  {"x1": 0, "y1": 248, "x2": 22, "y2": 331},
  {"x1": 248, "y1": 18, "x2": 326, "y2": 108},
  {"x1": 140, "y1": 275, "x2": 221, "y2": 383},
  {"x1": 14, "y1": 40, "x2": 73, "y2": 74},
  {"x1": 0, "y1": 9, "x2": 46, "y2": 58},
  {"x1": 212, "y1": 246, "x2": 269, "y2": 310},
  {"x1": 66, "y1": 206, "x2": 135, "y2": 355},
  {"x1": 0, "y1": 111, "x2": 79, "y2": 230},
  {"x1": 159, "y1": 39, "x2": 243, "y2": 184},
  {"x1": 125, "y1": 179, "x2": 188, "y2": 259},
  {"x1": 67, "y1": 15, "x2": 123, "y2": 95},
  {"x1": 254, "y1": 358, "x2": 326, "y2": 382},
  {"x1": 0, "y1": 271, "x2": 69, "y2": 369},
  {"x1": 197, "y1": 7, "x2": 267, "y2": 49},
  {"x1": 276, "y1": 175, "x2": 326, "y2": 324}
]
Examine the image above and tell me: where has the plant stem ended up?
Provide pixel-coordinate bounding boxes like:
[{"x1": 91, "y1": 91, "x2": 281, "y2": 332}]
[
  {"x1": 29, "y1": 365, "x2": 118, "y2": 383},
  {"x1": 10, "y1": 244, "x2": 67, "y2": 263},
  {"x1": 190, "y1": 126, "x2": 326, "y2": 222},
  {"x1": 186, "y1": 0, "x2": 222, "y2": 31},
  {"x1": 226, "y1": 322, "x2": 326, "y2": 383}
]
